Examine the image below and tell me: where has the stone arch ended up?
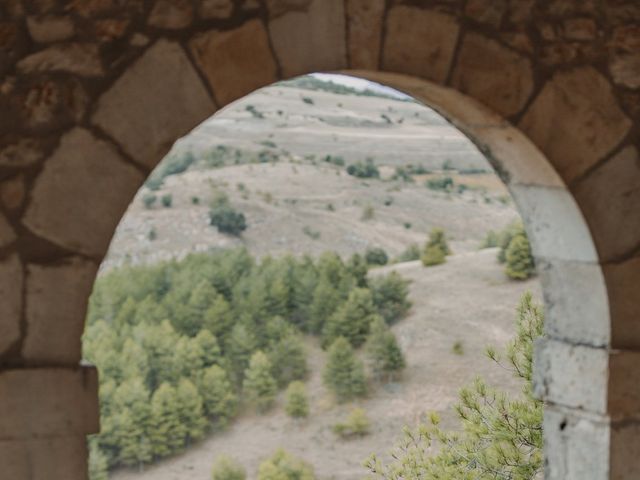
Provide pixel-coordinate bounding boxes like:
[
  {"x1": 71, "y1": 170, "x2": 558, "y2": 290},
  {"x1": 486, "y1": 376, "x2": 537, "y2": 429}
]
[{"x1": 0, "y1": 1, "x2": 638, "y2": 479}]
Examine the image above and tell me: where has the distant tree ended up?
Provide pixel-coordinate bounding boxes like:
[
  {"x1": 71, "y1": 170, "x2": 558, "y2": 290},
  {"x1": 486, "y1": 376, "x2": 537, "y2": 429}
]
[
  {"x1": 365, "y1": 247, "x2": 388, "y2": 266},
  {"x1": 285, "y1": 381, "x2": 309, "y2": 419},
  {"x1": 346, "y1": 158, "x2": 380, "y2": 179},
  {"x1": 426, "y1": 227, "x2": 451, "y2": 255},
  {"x1": 426, "y1": 175, "x2": 454, "y2": 191},
  {"x1": 209, "y1": 191, "x2": 247, "y2": 235},
  {"x1": 347, "y1": 253, "x2": 368, "y2": 288},
  {"x1": 243, "y1": 351, "x2": 278, "y2": 413},
  {"x1": 505, "y1": 231, "x2": 535, "y2": 280},
  {"x1": 365, "y1": 316, "x2": 406, "y2": 382},
  {"x1": 333, "y1": 407, "x2": 371, "y2": 439},
  {"x1": 267, "y1": 333, "x2": 308, "y2": 387},
  {"x1": 211, "y1": 454, "x2": 246, "y2": 480},
  {"x1": 198, "y1": 365, "x2": 237, "y2": 426},
  {"x1": 497, "y1": 222, "x2": 523, "y2": 263},
  {"x1": 366, "y1": 293, "x2": 544, "y2": 479},
  {"x1": 480, "y1": 229, "x2": 500, "y2": 249},
  {"x1": 393, "y1": 244, "x2": 420, "y2": 263},
  {"x1": 323, "y1": 337, "x2": 367, "y2": 402},
  {"x1": 322, "y1": 288, "x2": 377, "y2": 348},
  {"x1": 112, "y1": 378, "x2": 153, "y2": 468},
  {"x1": 370, "y1": 272, "x2": 411, "y2": 325},
  {"x1": 175, "y1": 378, "x2": 207, "y2": 445},
  {"x1": 308, "y1": 277, "x2": 341, "y2": 334},
  {"x1": 161, "y1": 194, "x2": 173, "y2": 208},
  {"x1": 149, "y1": 383, "x2": 186, "y2": 458},
  {"x1": 258, "y1": 449, "x2": 316, "y2": 480},
  {"x1": 88, "y1": 441, "x2": 109, "y2": 480},
  {"x1": 203, "y1": 296, "x2": 235, "y2": 347},
  {"x1": 421, "y1": 244, "x2": 446, "y2": 266},
  {"x1": 193, "y1": 330, "x2": 224, "y2": 369},
  {"x1": 227, "y1": 323, "x2": 258, "y2": 384}
]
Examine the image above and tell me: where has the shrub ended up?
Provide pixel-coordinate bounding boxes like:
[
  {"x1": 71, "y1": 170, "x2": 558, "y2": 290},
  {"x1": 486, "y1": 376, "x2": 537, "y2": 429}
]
[
  {"x1": 302, "y1": 226, "x2": 321, "y2": 240},
  {"x1": 143, "y1": 193, "x2": 157, "y2": 209},
  {"x1": 361, "y1": 205, "x2": 375, "y2": 221},
  {"x1": 161, "y1": 194, "x2": 173, "y2": 208},
  {"x1": 285, "y1": 381, "x2": 309, "y2": 419},
  {"x1": 191, "y1": 196, "x2": 200, "y2": 205},
  {"x1": 302, "y1": 96, "x2": 314, "y2": 105},
  {"x1": 426, "y1": 176, "x2": 454, "y2": 191},
  {"x1": 403, "y1": 222, "x2": 412, "y2": 230},
  {"x1": 209, "y1": 192, "x2": 247, "y2": 236},
  {"x1": 245, "y1": 105, "x2": 264, "y2": 119},
  {"x1": 258, "y1": 450, "x2": 316, "y2": 480},
  {"x1": 212, "y1": 455, "x2": 246, "y2": 480},
  {"x1": 497, "y1": 222, "x2": 525, "y2": 264},
  {"x1": 426, "y1": 228, "x2": 451, "y2": 255},
  {"x1": 452, "y1": 341, "x2": 464, "y2": 355},
  {"x1": 394, "y1": 244, "x2": 420, "y2": 263},
  {"x1": 323, "y1": 337, "x2": 367, "y2": 402},
  {"x1": 505, "y1": 232, "x2": 535, "y2": 280},
  {"x1": 421, "y1": 244, "x2": 446, "y2": 266},
  {"x1": 147, "y1": 227, "x2": 157, "y2": 241},
  {"x1": 392, "y1": 166, "x2": 414, "y2": 182},
  {"x1": 323, "y1": 154, "x2": 345, "y2": 166},
  {"x1": 365, "y1": 247, "x2": 388, "y2": 266},
  {"x1": 333, "y1": 408, "x2": 371, "y2": 439},
  {"x1": 346, "y1": 158, "x2": 380, "y2": 178},
  {"x1": 480, "y1": 230, "x2": 500, "y2": 249}
]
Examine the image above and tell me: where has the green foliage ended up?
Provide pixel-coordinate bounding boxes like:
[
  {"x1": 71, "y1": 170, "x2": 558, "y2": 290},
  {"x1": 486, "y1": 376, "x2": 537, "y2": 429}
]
[
  {"x1": 209, "y1": 192, "x2": 247, "y2": 236},
  {"x1": 285, "y1": 381, "x2": 309, "y2": 419},
  {"x1": 361, "y1": 204, "x2": 375, "y2": 221},
  {"x1": 212, "y1": 455, "x2": 246, "y2": 480},
  {"x1": 480, "y1": 229, "x2": 500, "y2": 249},
  {"x1": 268, "y1": 332, "x2": 308, "y2": 387},
  {"x1": 258, "y1": 449, "x2": 316, "y2": 480},
  {"x1": 366, "y1": 293, "x2": 544, "y2": 479},
  {"x1": 89, "y1": 441, "x2": 109, "y2": 480},
  {"x1": 347, "y1": 158, "x2": 380, "y2": 178},
  {"x1": 142, "y1": 193, "x2": 157, "y2": 209},
  {"x1": 366, "y1": 317, "x2": 406, "y2": 382},
  {"x1": 302, "y1": 96, "x2": 314, "y2": 105},
  {"x1": 323, "y1": 337, "x2": 367, "y2": 402},
  {"x1": 370, "y1": 272, "x2": 411, "y2": 325},
  {"x1": 161, "y1": 194, "x2": 173, "y2": 208},
  {"x1": 333, "y1": 408, "x2": 371, "y2": 439},
  {"x1": 426, "y1": 176, "x2": 454, "y2": 191},
  {"x1": 505, "y1": 231, "x2": 535, "y2": 280},
  {"x1": 426, "y1": 227, "x2": 451, "y2": 255},
  {"x1": 365, "y1": 247, "x2": 388, "y2": 266},
  {"x1": 452, "y1": 340, "x2": 464, "y2": 355},
  {"x1": 322, "y1": 288, "x2": 377, "y2": 348},
  {"x1": 394, "y1": 243, "x2": 421, "y2": 263},
  {"x1": 323, "y1": 154, "x2": 345, "y2": 166},
  {"x1": 243, "y1": 351, "x2": 278, "y2": 413},
  {"x1": 497, "y1": 222, "x2": 523, "y2": 264},
  {"x1": 145, "y1": 151, "x2": 196, "y2": 190},
  {"x1": 421, "y1": 228, "x2": 450, "y2": 266},
  {"x1": 199, "y1": 365, "x2": 237, "y2": 426}
]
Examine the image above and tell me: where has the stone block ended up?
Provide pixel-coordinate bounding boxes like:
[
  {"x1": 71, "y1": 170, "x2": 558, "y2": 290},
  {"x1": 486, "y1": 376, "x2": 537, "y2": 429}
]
[
  {"x1": 190, "y1": 20, "x2": 278, "y2": 106},
  {"x1": 148, "y1": 0, "x2": 193, "y2": 29},
  {"x1": 608, "y1": 349, "x2": 640, "y2": 416},
  {"x1": 0, "y1": 436, "x2": 89, "y2": 480},
  {"x1": 268, "y1": 0, "x2": 346, "y2": 78},
  {"x1": 26, "y1": 15, "x2": 75, "y2": 43},
  {"x1": 0, "y1": 136, "x2": 45, "y2": 168},
  {"x1": 0, "y1": 210, "x2": 16, "y2": 248},
  {"x1": 534, "y1": 338, "x2": 608, "y2": 413},
  {"x1": 509, "y1": 184, "x2": 598, "y2": 263},
  {"x1": 0, "y1": 254, "x2": 23, "y2": 357},
  {"x1": 611, "y1": 419, "x2": 640, "y2": 479},
  {"x1": 544, "y1": 404, "x2": 610, "y2": 480},
  {"x1": 382, "y1": 6, "x2": 459, "y2": 84},
  {"x1": 464, "y1": 0, "x2": 506, "y2": 28},
  {"x1": 519, "y1": 67, "x2": 631, "y2": 184},
  {"x1": 22, "y1": 257, "x2": 98, "y2": 365},
  {"x1": 17, "y1": 43, "x2": 104, "y2": 77},
  {"x1": 538, "y1": 258, "x2": 609, "y2": 348},
  {"x1": 92, "y1": 39, "x2": 215, "y2": 169},
  {"x1": 346, "y1": 0, "x2": 384, "y2": 70},
  {"x1": 451, "y1": 32, "x2": 534, "y2": 117},
  {"x1": 604, "y1": 255, "x2": 640, "y2": 349},
  {"x1": 0, "y1": 366, "x2": 99, "y2": 439},
  {"x1": 197, "y1": 0, "x2": 234, "y2": 19},
  {"x1": 22, "y1": 128, "x2": 145, "y2": 257},
  {"x1": 573, "y1": 146, "x2": 640, "y2": 262},
  {"x1": 0, "y1": 173, "x2": 25, "y2": 211}
]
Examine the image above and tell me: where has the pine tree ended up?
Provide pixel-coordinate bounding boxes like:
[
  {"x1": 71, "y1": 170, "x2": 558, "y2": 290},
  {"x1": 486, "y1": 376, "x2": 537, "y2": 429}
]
[
  {"x1": 347, "y1": 253, "x2": 369, "y2": 287},
  {"x1": 242, "y1": 351, "x2": 278, "y2": 413},
  {"x1": 366, "y1": 316, "x2": 406, "y2": 382},
  {"x1": 227, "y1": 323, "x2": 258, "y2": 384},
  {"x1": 267, "y1": 332, "x2": 308, "y2": 387},
  {"x1": 308, "y1": 277, "x2": 341, "y2": 334},
  {"x1": 193, "y1": 329, "x2": 224, "y2": 368},
  {"x1": 203, "y1": 296, "x2": 234, "y2": 348},
  {"x1": 257, "y1": 449, "x2": 316, "y2": 480},
  {"x1": 426, "y1": 227, "x2": 451, "y2": 255},
  {"x1": 366, "y1": 293, "x2": 544, "y2": 479},
  {"x1": 285, "y1": 381, "x2": 309, "y2": 419},
  {"x1": 505, "y1": 231, "x2": 535, "y2": 280},
  {"x1": 323, "y1": 337, "x2": 367, "y2": 402},
  {"x1": 175, "y1": 378, "x2": 207, "y2": 444},
  {"x1": 112, "y1": 378, "x2": 153, "y2": 469},
  {"x1": 370, "y1": 272, "x2": 411, "y2": 325},
  {"x1": 149, "y1": 383, "x2": 186, "y2": 458},
  {"x1": 322, "y1": 288, "x2": 377, "y2": 348},
  {"x1": 88, "y1": 440, "x2": 109, "y2": 480},
  {"x1": 497, "y1": 221, "x2": 523, "y2": 263},
  {"x1": 211, "y1": 454, "x2": 246, "y2": 480},
  {"x1": 198, "y1": 365, "x2": 238, "y2": 426},
  {"x1": 421, "y1": 244, "x2": 446, "y2": 266}
]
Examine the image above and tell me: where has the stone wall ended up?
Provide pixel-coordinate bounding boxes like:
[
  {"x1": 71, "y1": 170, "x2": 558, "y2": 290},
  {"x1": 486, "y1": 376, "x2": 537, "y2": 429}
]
[{"x1": 0, "y1": 1, "x2": 638, "y2": 478}]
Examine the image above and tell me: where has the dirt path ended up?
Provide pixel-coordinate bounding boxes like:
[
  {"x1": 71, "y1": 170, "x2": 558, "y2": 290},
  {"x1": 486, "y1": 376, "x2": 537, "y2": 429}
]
[{"x1": 111, "y1": 249, "x2": 541, "y2": 480}]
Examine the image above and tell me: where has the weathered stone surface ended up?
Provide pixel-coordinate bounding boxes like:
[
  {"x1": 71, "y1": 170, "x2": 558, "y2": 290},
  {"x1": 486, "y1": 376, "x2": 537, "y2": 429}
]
[
  {"x1": 544, "y1": 405, "x2": 609, "y2": 480},
  {"x1": 574, "y1": 146, "x2": 640, "y2": 262},
  {"x1": 605, "y1": 255, "x2": 640, "y2": 349},
  {"x1": 0, "y1": 210, "x2": 16, "y2": 248},
  {"x1": 191, "y1": 20, "x2": 278, "y2": 106},
  {"x1": 563, "y1": 17, "x2": 598, "y2": 40},
  {"x1": 0, "y1": 366, "x2": 99, "y2": 439},
  {"x1": 382, "y1": 6, "x2": 459, "y2": 85},
  {"x1": 519, "y1": 67, "x2": 631, "y2": 183},
  {"x1": 608, "y1": 349, "x2": 640, "y2": 416},
  {"x1": 26, "y1": 15, "x2": 74, "y2": 43},
  {"x1": 92, "y1": 40, "x2": 215, "y2": 169},
  {"x1": 22, "y1": 258, "x2": 97, "y2": 364},
  {"x1": 269, "y1": 0, "x2": 346, "y2": 78},
  {"x1": 608, "y1": 24, "x2": 640, "y2": 88},
  {"x1": 17, "y1": 43, "x2": 104, "y2": 77},
  {"x1": 0, "y1": 436, "x2": 89, "y2": 480},
  {"x1": 0, "y1": 173, "x2": 25, "y2": 211},
  {"x1": 148, "y1": 0, "x2": 194, "y2": 29},
  {"x1": 534, "y1": 338, "x2": 608, "y2": 413},
  {"x1": 451, "y1": 32, "x2": 534, "y2": 117},
  {"x1": 198, "y1": 0, "x2": 234, "y2": 19},
  {"x1": 266, "y1": 0, "x2": 312, "y2": 18},
  {"x1": 510, "y1": 184, "x2": 598, "y2": 263},
  {"x1": 538, "y1": 258, "x2": 609, "y2": 347},
  {"x1": 22, "y1": 128, "x2": 144, "y2": 257},
  {"x1": 464, "y1": 0, "x2": 506, "y2": 27},
  {"x1": 346, "y1": 0, "x2": 385, "y2": 70},
  {"x1": 0, "y1": 254, "x2": 23, "y2": 357},
  {"x1": 94, "y1": 18, "x2": 131, "y2": 42},
  {"x1": 611, "y1": 419, "x2": 640, "y2": 479},
  {"x1": 0, "y1": 136, "x2": 45, "y2": 167}
]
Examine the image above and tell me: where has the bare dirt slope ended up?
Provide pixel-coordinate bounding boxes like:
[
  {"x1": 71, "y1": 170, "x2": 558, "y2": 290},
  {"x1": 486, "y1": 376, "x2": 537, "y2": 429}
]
[{"x1": 111, "y1": 249, "x2": 541, "y2": 480}]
